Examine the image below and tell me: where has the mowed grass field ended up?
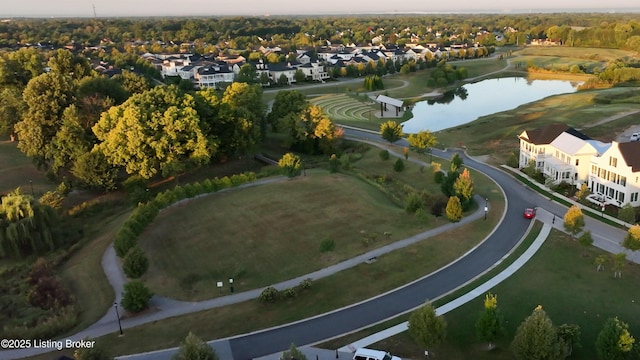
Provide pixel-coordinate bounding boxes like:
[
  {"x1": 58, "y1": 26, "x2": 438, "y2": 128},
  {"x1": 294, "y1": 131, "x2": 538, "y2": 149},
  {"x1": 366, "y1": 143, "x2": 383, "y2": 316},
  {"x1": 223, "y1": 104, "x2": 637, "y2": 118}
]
[
  {"x1": 373, "y1": 229, "x2": 640, "y2": 360},
  {"x1": 0, "y1": 140, "x2": 53, "y2": 196},
  {"x1": 140, "y1": 170, "x2": 423, "y2": 300}
]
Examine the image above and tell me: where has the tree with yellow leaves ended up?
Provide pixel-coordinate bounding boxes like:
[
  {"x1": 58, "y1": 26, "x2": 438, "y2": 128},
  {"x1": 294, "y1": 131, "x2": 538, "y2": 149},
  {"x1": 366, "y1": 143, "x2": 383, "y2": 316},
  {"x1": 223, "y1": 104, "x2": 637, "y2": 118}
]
[
  {"x1": 476, "y1": 293, "x2": 504, "y2": 350},
  {"x1": 563, "y1": 205, "x2": 585, "y2": 238}
]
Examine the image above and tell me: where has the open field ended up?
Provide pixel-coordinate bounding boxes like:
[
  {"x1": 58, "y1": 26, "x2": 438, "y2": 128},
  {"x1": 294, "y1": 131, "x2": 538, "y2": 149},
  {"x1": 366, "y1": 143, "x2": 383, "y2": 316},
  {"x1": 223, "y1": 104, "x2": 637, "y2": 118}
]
[
  {"x1": 139, "y1": 142, "x2": 494, "y2": 301},
  {"x1": 514, "y1": 46, "x2": 636, "y2": 62},
  {"x1": 140, "y1": 170, "x2": 423, "y2": 300},
  {"x1": 0, "y1": 140, "x2": 54, "y2": 196},
  {"x1": 371, "y1": 228, "x2": 640, "y2": 360}
]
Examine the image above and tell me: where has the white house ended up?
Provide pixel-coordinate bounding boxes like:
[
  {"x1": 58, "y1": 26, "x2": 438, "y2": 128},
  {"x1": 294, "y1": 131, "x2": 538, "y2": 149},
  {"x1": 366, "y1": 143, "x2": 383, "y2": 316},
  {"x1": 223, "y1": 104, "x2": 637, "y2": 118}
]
[
  {"x1": 545, "y1": 131, "x2": 605, "y2": 185},
  {"x1": 195, "y1": 66, "x2": 235, "y2": 89},
  {"x1": 518, "y1": 123, "x2": 571, "y2": 171},
  {"x1": 589, "y1": 141, "x2": 640, "y2": 207}
]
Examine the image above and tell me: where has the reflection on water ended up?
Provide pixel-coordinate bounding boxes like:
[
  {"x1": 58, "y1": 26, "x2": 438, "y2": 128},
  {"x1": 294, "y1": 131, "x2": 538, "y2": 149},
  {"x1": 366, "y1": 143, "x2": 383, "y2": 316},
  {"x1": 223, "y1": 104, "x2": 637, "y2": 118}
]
[{"x1": 401, "y1": 77, "x2": 581, "y2": 133}]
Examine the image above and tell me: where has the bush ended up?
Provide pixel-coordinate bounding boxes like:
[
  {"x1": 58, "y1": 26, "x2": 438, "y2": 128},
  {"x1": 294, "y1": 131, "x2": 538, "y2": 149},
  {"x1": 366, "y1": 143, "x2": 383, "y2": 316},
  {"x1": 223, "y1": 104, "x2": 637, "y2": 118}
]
[
  {"x1": 329, "y1": 154, "x2": 340, "y2": 173},
  {"x1": 379, "y1": 149, "x2": 390, "y2": 160},
  {"x1": 283, "y1": 287, "x2": 297, "y2": 299},
  {"x1": 434, "y1": 171, "x2": 445, "y2": 184},
  {"x1": 121, "y1": 280, "x2": 153, "y2": 313},
  {"x1": 123, "y1": 246, "x2": 149, "y2": 279},
  {"x1": 114, "y1": 227, "x2": 137, "y2": 258},
  {"x1": 299, "y1": 278, "x2": 312, "y2": 290},
  {"x1": 259, "y1": 286, "x2": 279, "y2": 303},
  {"x1": 319, "y1": 238, "x2": 335, "y2": 252},
  {"x1": 405, "y1": 192, "x2": 424, "y2": 214},
  {"x1": 393, "y1": 158, "x2": 405, "y2": 172},
  {"x1": 431, "y1": 195, "x2": 447, "y2": 217}
]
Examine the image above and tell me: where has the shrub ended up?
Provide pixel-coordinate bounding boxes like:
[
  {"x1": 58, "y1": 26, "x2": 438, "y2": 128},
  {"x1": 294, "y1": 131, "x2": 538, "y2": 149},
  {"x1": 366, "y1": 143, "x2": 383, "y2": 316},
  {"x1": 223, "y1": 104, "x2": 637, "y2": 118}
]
[
  {"x1": 393, "y1": 158, "x2": 405, "y2": 172},
  {"x1": 283, "y1": 287, "x2": 297, "y2": 299},
  {"x1": 405, "y1": 192, "x2": 424, "y2": 214},
  {"x1": 114, "y1": 227, "x2": 137, "y2": 258},
  {"x1": 434, "y1": 171, "x2": 445, "y2": 184},
  {"x1": 73, "y1": 338, "x2": 110, "y2": 360},
  {"x1": 379, "y1": 149, "x2": 390, "y2": 160},
  {"x1": 121, "y1": 280, "x2": 153, "y2": 313},
  {"x1": 299, "y1": 278, "x2": 312, "y2": 290},
  {"x1": 446, "y1": 196, "x2": 463, "y2": 222},
  {"x1": 319, "y1": 238, "x2": 336, "y2": 252},
  {"x1": 329, "y1": 154, "x2": 340, "y2": 173},
  {"x1": 259, "y1": 286, "x2": 279, "y2": 303},
  {"x1": 123, "y1": 246, "x2": 149, "y2": 279},
  {"x1": 278, "y1": 153, "x2": 302, "y2": 177}
]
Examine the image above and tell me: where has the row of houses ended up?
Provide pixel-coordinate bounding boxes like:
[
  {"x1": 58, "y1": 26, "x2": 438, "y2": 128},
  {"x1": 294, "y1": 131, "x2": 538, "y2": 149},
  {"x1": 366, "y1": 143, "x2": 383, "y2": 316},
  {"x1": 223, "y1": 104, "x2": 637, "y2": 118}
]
[
  {"x1": 145, "y1": 41, "x2": 487, "y2": 89},
  {"x1": 518, "y1": 124, "x2": 640, "y2": 207}
]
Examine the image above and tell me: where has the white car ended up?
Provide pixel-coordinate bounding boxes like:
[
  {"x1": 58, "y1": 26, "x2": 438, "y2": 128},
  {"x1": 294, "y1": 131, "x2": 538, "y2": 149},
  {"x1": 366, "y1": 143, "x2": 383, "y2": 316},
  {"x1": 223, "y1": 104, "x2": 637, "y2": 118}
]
[
  {"x1": 630, "y1": 133, "x2": 639, "y2": 142},
  {"x1": 353, "y1": 348, "x2": 402, "y2": 360}
]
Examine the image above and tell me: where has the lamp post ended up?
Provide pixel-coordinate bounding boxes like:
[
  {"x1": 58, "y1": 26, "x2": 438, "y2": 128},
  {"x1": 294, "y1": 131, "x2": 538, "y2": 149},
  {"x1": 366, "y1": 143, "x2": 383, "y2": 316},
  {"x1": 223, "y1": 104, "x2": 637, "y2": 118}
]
[
  {"x1": 484, "y1": 198, "x2": 488, "y2": 220},
  {"x1": 229, "y1": 278, "x2": 234, "y2": 293},
  {"x1": 114, "y1": 302, "x2": 123, "y2": 335},
  {"x1": 601, "y1": 201, "x2": 605, "y2": 217},
  {"x1": 29, "y1": 179, "x2": 34, "y2": 196}
]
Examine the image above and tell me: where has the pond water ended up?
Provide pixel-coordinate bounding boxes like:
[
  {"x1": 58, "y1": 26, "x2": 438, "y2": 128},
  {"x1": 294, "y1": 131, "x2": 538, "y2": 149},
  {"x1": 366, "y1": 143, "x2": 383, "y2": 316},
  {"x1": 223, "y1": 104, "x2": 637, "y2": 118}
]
[{"x1": 400, "y1": 77, "x2": 582, "y2": 133}]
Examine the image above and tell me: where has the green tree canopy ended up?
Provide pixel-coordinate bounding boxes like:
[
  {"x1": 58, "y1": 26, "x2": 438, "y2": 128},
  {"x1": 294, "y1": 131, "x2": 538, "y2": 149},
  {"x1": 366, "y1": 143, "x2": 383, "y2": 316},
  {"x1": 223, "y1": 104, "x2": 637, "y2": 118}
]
[
  {"x1": 173, "y1": 332, "x2": 219, "y2": 360},
  {"x1": 408, "y1": 300, "x2": 447, "y2": 352},
  {"x1": 280, "y1": 104, "x2": 342, "y2": 154},
  {"x1": 511, "y1": 305, "x2": 568, "y2": 360},
  {"x1": 93, "y1": 85, "x2": 211, "y2": 179},
  {"x1": 596, "y1": 317, "x2": 635, "y2": 360},
  {"x1": 267, "y1": 90, "x2": 308, "y2": 130},
  {"x1": 476, "y1": 293, "x2": 504, "y2": 349}
]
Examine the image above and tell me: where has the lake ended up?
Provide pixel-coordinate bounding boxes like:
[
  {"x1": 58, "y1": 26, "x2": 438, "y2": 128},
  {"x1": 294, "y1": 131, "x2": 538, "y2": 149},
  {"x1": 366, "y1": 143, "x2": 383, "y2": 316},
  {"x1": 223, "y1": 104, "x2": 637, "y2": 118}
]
[{"x1": 400, "y1": 77, "x2": 582, "y2": 133}]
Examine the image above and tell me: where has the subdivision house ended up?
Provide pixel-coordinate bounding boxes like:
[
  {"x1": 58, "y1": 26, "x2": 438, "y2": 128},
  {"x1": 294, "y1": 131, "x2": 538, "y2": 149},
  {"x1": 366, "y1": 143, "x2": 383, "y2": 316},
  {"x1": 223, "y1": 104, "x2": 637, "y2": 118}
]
[
  {"x1": 519, "y1": 124, "x2": 640, "y2": 207},
  {"x1": 588, "y1": 141, "x2": 640, "y2": 207}
]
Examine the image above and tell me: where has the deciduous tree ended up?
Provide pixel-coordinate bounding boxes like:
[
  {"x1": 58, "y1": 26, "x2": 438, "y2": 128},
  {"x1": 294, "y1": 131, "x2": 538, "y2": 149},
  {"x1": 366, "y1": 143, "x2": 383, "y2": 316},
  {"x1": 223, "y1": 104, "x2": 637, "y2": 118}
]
[
  {"x1": 380, "y1": 120, "x2": 403, "y2": 143},
  {"x1": 578, "y1": 230, "x2": 593, "y2": 256},
  {"x1": 407, "y1": 130, "x2": 437, "y2": 154},
  {"x1": 596, "y1": 317, "x2": 635, "y2": 360},
  {"x1": 453, "y1": 168, "x2": 474, "y2": 210},
  {"x1": 93, "y1": 85, "x2": 211, "y2": 179},
  {"x1": 173, "y1": 332, "x2": 219, "y2": 360},
  {"x1": 408, "y1": 301, "x2": 446, "y2": 354},
  {"x1": 563, "y1": 205, "x2": 585, "y2": 238},
  {"x1": 622, "y1": 224, "x2": 640, "y2": 251},
  {"x1": 267, "y1": 90, "x2": 308, "y2": 130},
  {"x1": 476, "y1": 293, "x2": 504, "y2": 349},
  {"x1": 511, "y1": 305, "x2": 567, "y2": 360},
  {"x1": 445, "y1": 196, "x2": 462, "y2": 222}
]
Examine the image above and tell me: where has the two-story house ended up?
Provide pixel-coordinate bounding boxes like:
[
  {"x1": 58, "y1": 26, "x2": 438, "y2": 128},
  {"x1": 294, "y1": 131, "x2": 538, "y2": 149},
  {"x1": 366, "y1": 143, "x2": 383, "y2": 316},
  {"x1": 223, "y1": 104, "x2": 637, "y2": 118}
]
[{"x1": 589, "y1": 141, "x2": 640, "y2": 207}]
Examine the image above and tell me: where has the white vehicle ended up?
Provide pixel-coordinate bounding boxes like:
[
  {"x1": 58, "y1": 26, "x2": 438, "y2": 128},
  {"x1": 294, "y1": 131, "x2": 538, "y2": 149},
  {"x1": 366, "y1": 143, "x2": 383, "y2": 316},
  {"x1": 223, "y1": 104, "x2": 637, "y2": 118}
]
[
  {"x1": 630, "y1": 133, "x2": 639, "y2": 142},
  {"x1": 353, "y1": 347, "x2": 401, "y2": 360}
]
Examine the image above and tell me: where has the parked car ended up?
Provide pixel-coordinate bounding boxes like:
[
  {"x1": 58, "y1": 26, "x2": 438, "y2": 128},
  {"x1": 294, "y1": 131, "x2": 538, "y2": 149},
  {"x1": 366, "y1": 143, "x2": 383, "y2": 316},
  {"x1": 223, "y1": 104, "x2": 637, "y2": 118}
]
[
  {"x1": 524, "y1": 207, "x2": 536, "y2": 219},
  {"x1": 353, "y1": 348, "x2": 401, "y2": 360},
  {"x1": 630, "y1": 133, "x2": 640, "y2": 142}
]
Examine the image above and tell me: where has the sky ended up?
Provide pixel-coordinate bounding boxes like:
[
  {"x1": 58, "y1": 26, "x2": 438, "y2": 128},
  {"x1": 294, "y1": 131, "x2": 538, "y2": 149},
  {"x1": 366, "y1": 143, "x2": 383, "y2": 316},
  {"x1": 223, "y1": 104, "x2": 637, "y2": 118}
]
[{"x1": 2, "y1": 0, "x2": 638, "y2": 17}]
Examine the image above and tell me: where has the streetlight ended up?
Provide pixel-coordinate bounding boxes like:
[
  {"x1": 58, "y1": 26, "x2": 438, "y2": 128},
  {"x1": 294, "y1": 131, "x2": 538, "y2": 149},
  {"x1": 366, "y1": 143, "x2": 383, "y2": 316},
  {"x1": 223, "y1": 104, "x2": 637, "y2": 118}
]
[
  {"x1": 601, "y1": 201, "x2": 605, "y2": 217},
  {"x1": 229, "y1": 278, "x2": 234, "y2": 293},
  {"x1": 29, "y1": 179, "x2": 34, "y2": 196},
  {"x1": 114, "y1": 302, "x2": 123, "y2": 335},
  {"x1": 484, "y1": 198, "x2": 489, "y2": 220}
]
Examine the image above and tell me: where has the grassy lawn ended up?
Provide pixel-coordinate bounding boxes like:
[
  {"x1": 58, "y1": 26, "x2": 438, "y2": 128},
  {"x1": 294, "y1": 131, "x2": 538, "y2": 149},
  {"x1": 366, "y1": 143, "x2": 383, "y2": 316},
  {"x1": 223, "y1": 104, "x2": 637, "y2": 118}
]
[
  {"x1": 371, "y1": 229, "x2": 640, "y2": 360},
  {"x1": 140, "y1": 170, "x2": 426, "y2": 300},
  {"x1": 140, "y1": 142, "x2": 496, "y2": 301},
  {"x1": 514, "y1": 46, "x2": 636, "y2": 62},
  {"x1": 0, "y1": 140, "x2": 54, "y2": 196}
]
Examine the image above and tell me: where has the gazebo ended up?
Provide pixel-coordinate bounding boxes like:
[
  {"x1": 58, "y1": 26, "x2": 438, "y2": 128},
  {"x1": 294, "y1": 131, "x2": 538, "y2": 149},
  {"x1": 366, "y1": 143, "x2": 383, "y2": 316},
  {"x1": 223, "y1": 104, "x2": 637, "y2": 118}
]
[{"x1": 374, "y1": 94, "x2": 404, "y2": 117}]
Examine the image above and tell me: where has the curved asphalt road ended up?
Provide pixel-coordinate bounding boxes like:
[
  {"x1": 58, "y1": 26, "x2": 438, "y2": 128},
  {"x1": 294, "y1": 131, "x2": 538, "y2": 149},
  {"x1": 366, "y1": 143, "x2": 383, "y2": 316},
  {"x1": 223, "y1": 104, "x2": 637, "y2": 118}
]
[{"x1": 227, "y1": 129, "x2": 536, "y2": 359}]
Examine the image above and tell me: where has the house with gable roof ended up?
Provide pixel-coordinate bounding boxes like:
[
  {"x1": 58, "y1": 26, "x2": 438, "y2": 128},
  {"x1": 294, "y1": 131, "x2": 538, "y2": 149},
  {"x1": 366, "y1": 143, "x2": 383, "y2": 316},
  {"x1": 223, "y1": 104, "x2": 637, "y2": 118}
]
[
  {"x1": 519, "y1": 123, "x2": 640, "y2": 207},
  {"x1": 589, "y1": 141, "x2": 640, "y2": 206}
]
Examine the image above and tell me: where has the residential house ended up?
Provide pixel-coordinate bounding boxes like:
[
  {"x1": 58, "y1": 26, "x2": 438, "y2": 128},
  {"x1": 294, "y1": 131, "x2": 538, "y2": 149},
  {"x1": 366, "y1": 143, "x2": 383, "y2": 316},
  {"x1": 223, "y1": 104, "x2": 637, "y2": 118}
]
[
  {"x1": 195, "y1": 65, "x2": 235, "y2": 89},
  {"x1": 589, "y1": 141, "x2": 640, "y2": 207},
  {"x1": 297, "y1": 61, "x2": 330, "y2": 82},
  {"x1": 545, "y1": 131, "x2": 605, "y2": 185},
  {"x1": 518, "y1": 123, "x2": 573, "y2": 171}
]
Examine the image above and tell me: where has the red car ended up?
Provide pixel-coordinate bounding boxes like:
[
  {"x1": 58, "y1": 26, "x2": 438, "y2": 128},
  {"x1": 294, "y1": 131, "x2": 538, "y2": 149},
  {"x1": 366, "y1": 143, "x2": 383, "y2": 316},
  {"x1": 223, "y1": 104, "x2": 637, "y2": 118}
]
[{"x1": 524, "y1": 207, "x2": 536, "y2": 219}]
